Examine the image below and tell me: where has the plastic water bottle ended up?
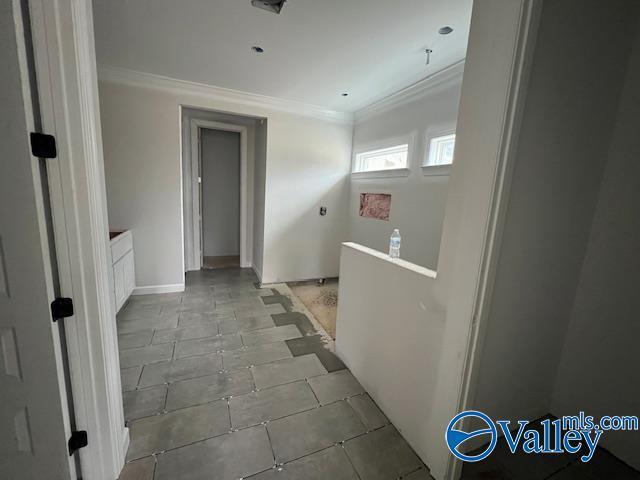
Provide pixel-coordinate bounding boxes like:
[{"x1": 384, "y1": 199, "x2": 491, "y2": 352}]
[{"x1": 389, "y1": 229, "x2": 401, "y2": 259}]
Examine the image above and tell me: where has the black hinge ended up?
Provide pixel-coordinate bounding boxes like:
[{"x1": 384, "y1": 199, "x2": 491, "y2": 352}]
[
  {"x1": 68, "y1": 430, "x2": 88, "y2": 455},
  {"x1": 30, "y1": 132, "x2": 57, "y2": 158},
  {"x1": 51, "y1": 297, "x2": 74, "y2": 322}
]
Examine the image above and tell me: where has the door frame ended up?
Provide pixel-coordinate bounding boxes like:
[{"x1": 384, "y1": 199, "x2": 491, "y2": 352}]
[
  {"x1": 189, "y1": 119, "x2": 250, "y2": 269},
  {"x1": 28, "y1": 0, "x2": 127, "y2": 478},
  {"x1": 444, "y1": 0, "x2": 543, "y2": 479}
]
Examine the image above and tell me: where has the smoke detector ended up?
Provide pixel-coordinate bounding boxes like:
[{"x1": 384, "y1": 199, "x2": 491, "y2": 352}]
[{"x1": 251, "y1": 0, "x2": 286, "y2": 14}]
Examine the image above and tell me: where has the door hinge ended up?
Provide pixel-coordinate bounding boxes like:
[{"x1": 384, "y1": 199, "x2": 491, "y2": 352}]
[
  {"x1": 30, "y1": 132, "x2": 57, "y2": 158},
  {"x1": 68, "y1": 430, "x2": 88, "y2": 455},
  {"x1": 51, "y1": 297, "x2": 74, "y2": 322}
]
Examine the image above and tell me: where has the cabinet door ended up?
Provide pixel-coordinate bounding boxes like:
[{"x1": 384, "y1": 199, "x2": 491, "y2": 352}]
[
  {"x1": 114, "y1": 259, "x2": 125, "y2": 311},
  {"x1": 123, "y1": 251, "x2": 135, "y2": 299}
]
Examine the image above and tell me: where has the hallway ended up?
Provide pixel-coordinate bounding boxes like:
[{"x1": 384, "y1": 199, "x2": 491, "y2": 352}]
[{"x1": 117, "y1": 268, "x2": 431, "y2": 479}]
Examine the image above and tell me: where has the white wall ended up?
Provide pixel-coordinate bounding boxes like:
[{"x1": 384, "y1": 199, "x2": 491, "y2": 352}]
[
  {"x1": 348, "y1": 65, "x2": 463, "y2": 270},
  {"x1": 99, "y1": 74, "x2": 352, "y2": 288},
  {"x1": 336, "y1": 1, "x2": 543, "y2": 477},
  {"x1": 552, "y1": 15, "x2": 640, "y2": 469},
  {"x1": 336, "y1": 244, "x2": 443, "y2": 472},
  {"x1": 472, "y1": 0, "x2": 639, "y2": 436},
  {"x1": 201, "y1": 129, "x2": 241, "y2": 257}
]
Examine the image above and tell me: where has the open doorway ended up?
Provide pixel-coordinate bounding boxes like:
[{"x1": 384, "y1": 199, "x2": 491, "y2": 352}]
[
  {"x1": 199, "y1": 128, "x2": 241, "y2": 269},
  {"x1": 181, "y1": 107, "x2": 267, "y2": 278}
]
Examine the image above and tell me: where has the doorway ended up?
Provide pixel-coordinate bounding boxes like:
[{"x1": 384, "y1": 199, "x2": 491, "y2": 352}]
[{"x1": 200, "y1": 128, "x2": 241, "y2": 269}]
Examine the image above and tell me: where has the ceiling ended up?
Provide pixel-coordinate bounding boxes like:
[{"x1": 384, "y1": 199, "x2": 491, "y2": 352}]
[{"x1": 92, "y1": 0, "x2": 472, "y2": 112}]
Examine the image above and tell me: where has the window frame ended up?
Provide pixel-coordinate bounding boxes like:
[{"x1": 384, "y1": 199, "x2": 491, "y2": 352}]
[
  {"x1": 423, "y1": 127, "x2": 456, "y2": 176},
  {"x1": 351, "y1": 134, "x2": 415, "y2": 179}
]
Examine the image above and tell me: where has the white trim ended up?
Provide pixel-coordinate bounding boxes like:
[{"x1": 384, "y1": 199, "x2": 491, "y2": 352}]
[
  {"x1": 120, "y1": 430, "x2": 130, "y2": 462},
  {"x1": 421, "y1": 165, "x2": 452, "y2": 177},
  {"x1": 342, "y1": 242, "x2": 438, "y2": 279},
  {"x1": 132, "y1": 284, "x2": 186, "y2": 295},
  {"x1": 29, "y1": 0, "x2": 127, "y2": 478},
  {"x1": 98, "y1": 64, "x2": 354, "y2": 125},
  {"x1": 351, "y1": 168, "x2": 411, "y2": 180},
  {"x1": 354, "y1": 60, "x2": 466, "y2": 124},
  {"x1": 188, "y1": 119, "x2": 251, "y2": 270},
  {"x1": 252, "y1": 263, "x2": 263, "y2": 285}
]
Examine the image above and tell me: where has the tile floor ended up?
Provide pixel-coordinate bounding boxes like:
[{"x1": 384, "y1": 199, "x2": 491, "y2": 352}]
[{"x1": 117, "y1": 268, "x2": 432, "y2": 480}]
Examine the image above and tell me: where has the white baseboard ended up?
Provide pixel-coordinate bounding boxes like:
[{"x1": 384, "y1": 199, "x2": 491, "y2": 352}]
[
  {"x1": 120, "y1": 426, "x2": 130, "y2": 464},
  {"x1": 132, "y1": 283, "x2": 185, "y2": 295}
]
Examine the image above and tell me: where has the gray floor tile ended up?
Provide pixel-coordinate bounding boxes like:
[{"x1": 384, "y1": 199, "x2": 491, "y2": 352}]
[
  {"x1": 229, "y1": 381, "x2": 318, "y2": 429},
  {"x1": 119, "y1": 305, "x2": 163, "y2": 320},
  {"x1": 234, "y1": 303, "x2": 286, "y2": 317},
  {"x1": 118, "y1": 315, "x2": 179, "y2": 334},
  {"x1": 118, "y1": 456, "x2": 156, "y2": 480},
  {"x1": 179, "y1": 311, "x2": 234, "y2": 327},
  {"x1": 127, "y1": 400, "x2": 230, "y2": 460},
  {"x1": 252, "y1": 354, "x2": 327, "y2": 389},
  {"x1": 347, "y1": 394, "x2": 389, "y2": 430},
  {"x1": 249, "y1": 446, "x2": 358, "y2": 480},
  {"x1": 575, "y1": 449, "x2": 640, "y2": 480},
  {"x1": 174, "y1": 333, "x2": 242, "y2": 359},
  {"x1": 267, "y1": 401, "x2": 366, "y2": 463},
  {"x1": 123, "y1": 385, "x2": 167, "y2": 421},
  {"x1": 272, "y1": 312, "x2": 317, "y2": 336},
  {"x1": 152, "y1": 324, "x2": 218, "y2": 344},
  {"x1": 139, "y1": 353, "x2": 222, "y2": 387},
  {"x1": 404, "y1": 468, "x2": 434, "y2": 480},
  {"x1": 155, "y1": 426, "x2": 273, "y2": 480},
  {"x1": 119, "y1": 330, "x2": 154, "y2": 350},
  {"x1": 237, "y1": 315, "x2": 276, "y2": 332},
  {"x1": 548, "y1": 464, "x2": 592, "y2": 479},
  {"x1": 241, "y1": 324, "x2": 302, "y2": 347},
  {"x1": 491, "y1": 439, "x2": 577, "y2": 480},
  {"x1": 344, "y1": 425, "x2": 422, "y2": 480},
  {"x1": 119, "y1": 343, "x2": 174, "y2": 369},
  {"x1": 121, "y1": 366, "x2": 142, "y2": 391},
  {"x1": 285, "y1": 335, "x2": 346, "y2": 372},
  {"x1": 217, "y1": 318, "x2": 239, "y2": 335},
  {"x1": 307, "y1": 370, "x2": 364, "y2": 404},
  {"x1": 223, "y1": 342, "x2": 293, "y2": 370},
  {"x1": 166, "y1": 369, "x2": 254, "y2": 411}
]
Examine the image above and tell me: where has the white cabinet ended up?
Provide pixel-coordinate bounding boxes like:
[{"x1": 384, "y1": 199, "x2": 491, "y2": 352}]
[{"x1": 110, "y1": 231, "x2": 135, "y2": 312}]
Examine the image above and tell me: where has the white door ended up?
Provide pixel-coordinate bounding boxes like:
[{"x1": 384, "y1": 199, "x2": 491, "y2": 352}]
[{"x1": 0, "y1": 1, "x2": 75, "y2": 479}]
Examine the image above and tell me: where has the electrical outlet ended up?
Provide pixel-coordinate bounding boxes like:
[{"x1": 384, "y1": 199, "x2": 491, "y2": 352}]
[{"x1": 319, "y1": 206, "x2": 327, "y2": 216}]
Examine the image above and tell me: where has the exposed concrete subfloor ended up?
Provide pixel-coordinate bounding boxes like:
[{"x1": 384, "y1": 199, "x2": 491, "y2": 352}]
[
  {"x1": 288, "y1": 279, "x2": 339, "y2": 339},
  {"x1": 117, "y1": 268, "x2": 431, "y2": 480}
]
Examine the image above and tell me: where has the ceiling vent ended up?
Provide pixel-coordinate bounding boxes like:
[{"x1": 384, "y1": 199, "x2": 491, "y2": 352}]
[{"x1": 251, "y1": 0, "x2": 286, "y2": 14}]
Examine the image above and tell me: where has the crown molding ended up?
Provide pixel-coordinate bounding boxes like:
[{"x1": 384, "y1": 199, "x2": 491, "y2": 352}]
[
  {"x1": 354, "y1": 60, "x2": 466, "y2": 124},
  {"x1": 97, "y1": 65, "x2": 354, "y2": 125}
]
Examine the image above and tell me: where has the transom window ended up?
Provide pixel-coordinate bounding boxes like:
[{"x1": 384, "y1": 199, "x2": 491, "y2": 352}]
[
  {"x1": 354, "y1": 144, "x2": 409, "y2": 173},
  {"x1": 426, "y1": 133, "x2": 456, "y2": 166}
]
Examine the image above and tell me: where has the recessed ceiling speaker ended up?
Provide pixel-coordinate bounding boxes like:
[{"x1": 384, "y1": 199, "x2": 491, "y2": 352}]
[{"x1": 251, "y1": 0, "x2": 286, "y2": 14}]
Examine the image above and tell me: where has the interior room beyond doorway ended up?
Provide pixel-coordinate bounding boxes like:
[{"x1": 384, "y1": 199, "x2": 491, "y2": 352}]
[{"x1": 201, "y1": 128, "x2": 241, "y2": 269}]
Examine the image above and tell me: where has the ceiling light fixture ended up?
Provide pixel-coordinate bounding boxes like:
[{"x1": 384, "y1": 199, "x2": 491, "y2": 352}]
[
  {"x1": 438, "y1": 26, "x2": 454, "y2": 35},
  {"x1": 252, "y1": 46, "x2": 265, "y2": 53},
  {"x1": 425, "y1": 48, "x2": 433, "y2": 66},
  {"x1": 251, "y1": 0, "x2": 286, "y2": 14}
]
